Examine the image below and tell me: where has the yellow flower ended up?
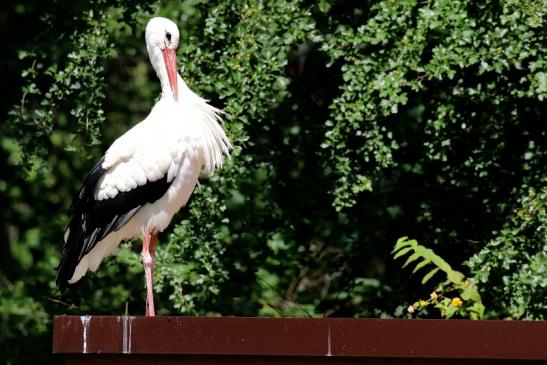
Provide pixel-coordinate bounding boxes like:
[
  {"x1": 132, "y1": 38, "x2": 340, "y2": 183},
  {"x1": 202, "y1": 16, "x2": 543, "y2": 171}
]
[
  {"x1": 451, "y1": 297, "x2": 463, "y2": 307},
  {"x1": 430, "y1": 292, "x2": 438, "y2": 301},
  {"x1": 419, "y1": 299, "x2": 427, "y2": 307}
]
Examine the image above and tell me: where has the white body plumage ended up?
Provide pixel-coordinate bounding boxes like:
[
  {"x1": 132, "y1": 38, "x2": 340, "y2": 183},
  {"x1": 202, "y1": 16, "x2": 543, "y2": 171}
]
[
  {"x1": 57, "y1": 17, "x2": 231, "y2": 289},
  {"x1": 69, "y1": 77, "x2": 230, "y2": 283}
]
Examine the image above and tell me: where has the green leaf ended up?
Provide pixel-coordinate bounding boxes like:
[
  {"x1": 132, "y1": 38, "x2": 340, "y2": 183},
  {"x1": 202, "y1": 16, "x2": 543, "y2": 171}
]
[
  {"x1": 393, "y1": 236, "x2": 411, "y2": 252},
  {"x1": 402, "y1": 253, "x2": 422, "y2": 268},
  {"x1": 468, "y1": 302, "x2": 485, "y2": 320},
  {"x1": 393, "y1": 246, "x2": 413, "y2": 259},
  {"x1": 446, "y1": 270, "x2": 465, "y2": 285},
  {"x1": 412, "y1": 259, "x2": 430, "y2": 274},
  {"x1": 443, "y1": 303, "x2": 459, "y2": 319},
  {"x1": 460, "y1": 285, "x2": 481, "y2": 303},
  {"x1": 421, "y1": 268, "x2": 440, "y2": 284}
]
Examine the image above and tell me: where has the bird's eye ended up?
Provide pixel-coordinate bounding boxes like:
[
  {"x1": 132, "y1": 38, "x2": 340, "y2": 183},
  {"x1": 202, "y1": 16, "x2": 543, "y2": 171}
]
[{"x1": 166, "y1": 32, "x2": 172, "y2": 42}]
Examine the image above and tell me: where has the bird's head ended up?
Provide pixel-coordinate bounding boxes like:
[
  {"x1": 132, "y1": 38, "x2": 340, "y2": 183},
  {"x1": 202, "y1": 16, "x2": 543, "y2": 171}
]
[{"x1": 146, "y1": 17, "x2": 180, "y2": 102}]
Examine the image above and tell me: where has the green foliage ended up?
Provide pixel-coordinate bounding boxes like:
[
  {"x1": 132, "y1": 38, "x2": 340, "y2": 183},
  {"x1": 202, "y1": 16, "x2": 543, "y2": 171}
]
[
  {"x1": 467, "y1": 184, "x2": 547, "y2": 319},
  {"x1": 0, "y1": 278, "x2": 50, "y2": 364},
  {"x1": 320, "y1": 0, "x2": 546, "y2": 210},
  {"x1": 0, "y1": 0, "x2": 546, "y2": 363},
  {"x1": 10, "y1": 10, "x2": 106, "y2": 170}
]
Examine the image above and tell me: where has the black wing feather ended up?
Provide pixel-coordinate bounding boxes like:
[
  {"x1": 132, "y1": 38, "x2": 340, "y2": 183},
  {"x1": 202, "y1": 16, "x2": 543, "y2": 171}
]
[{"x1": 56, "y1": 156, "x2": 172, "y2": 291}]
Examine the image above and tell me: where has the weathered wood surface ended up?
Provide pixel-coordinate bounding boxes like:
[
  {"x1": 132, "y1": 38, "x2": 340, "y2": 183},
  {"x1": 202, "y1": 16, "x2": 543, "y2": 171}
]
[{"x1": 53, "y1": 316, "x2": 547, "y2": 364}]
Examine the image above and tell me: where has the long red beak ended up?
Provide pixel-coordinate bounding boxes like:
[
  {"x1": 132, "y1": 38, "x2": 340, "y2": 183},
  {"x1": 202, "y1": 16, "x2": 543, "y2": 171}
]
[{"x1": 161, "y1": 48, "x2": 178, "y2": 102}]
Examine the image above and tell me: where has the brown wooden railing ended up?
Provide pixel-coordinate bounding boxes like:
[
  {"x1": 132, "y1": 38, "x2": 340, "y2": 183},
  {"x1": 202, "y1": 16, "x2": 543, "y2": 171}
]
[{"x1": 53, "y1": 316, "x2": 547, "y2": 364}]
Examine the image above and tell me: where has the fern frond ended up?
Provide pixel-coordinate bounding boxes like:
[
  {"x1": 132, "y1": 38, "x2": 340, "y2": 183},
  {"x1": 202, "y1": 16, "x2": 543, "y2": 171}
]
[
  {"x1": 392, "y1": 237, "x2": 465, "y2": 286},
  {"x1": 393, "y1": 237, "x2": 484, "y2": 319}
]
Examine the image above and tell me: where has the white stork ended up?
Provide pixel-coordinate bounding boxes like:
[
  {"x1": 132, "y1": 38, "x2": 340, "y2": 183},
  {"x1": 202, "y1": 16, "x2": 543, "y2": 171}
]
[{"x1": 56, "y1": 17, "x2": 231, "y2": 316}]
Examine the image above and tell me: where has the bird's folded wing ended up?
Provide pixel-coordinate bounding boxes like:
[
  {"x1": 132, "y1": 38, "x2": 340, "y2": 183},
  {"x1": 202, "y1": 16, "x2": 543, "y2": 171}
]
[{"x1": 56, "y1": 128, "x2": 191, "y2": 289}]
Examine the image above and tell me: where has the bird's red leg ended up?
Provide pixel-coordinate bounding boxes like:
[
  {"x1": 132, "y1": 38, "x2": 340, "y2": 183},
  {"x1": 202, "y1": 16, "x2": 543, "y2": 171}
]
[
  {"x1": 141, "y1": 228, "x2": 155, "y2": 317},
  {"x1": 150, "y1": 231, "x2": 158, "y2": 275}
]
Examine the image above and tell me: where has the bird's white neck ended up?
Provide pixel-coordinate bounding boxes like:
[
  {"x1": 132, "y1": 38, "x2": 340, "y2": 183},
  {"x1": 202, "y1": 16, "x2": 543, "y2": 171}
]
[
  {"x1": 159, "y1": 74, "x2": 177, "y2": 101},
  {"x1": 147, "y1": 46, "x2": 176, "y2": 101}
]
